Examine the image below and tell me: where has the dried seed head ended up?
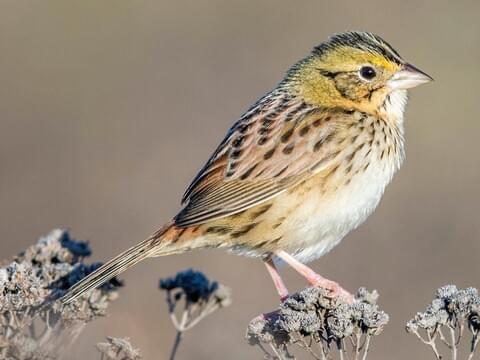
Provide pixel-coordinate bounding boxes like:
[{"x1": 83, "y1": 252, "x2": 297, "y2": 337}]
[{"x1": 247, "y1": 286, "x2": 388, "y2": 359}]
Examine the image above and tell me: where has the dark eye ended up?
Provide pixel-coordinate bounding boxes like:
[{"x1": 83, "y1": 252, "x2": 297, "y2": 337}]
[{"x1": 359, "y1": 66, "x2": 376, "y2": 80}]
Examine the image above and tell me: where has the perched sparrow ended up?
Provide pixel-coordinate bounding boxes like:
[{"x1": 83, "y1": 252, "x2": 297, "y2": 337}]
[{"x1": 62, "y1": 31, "x2": 432, "y2": 305}]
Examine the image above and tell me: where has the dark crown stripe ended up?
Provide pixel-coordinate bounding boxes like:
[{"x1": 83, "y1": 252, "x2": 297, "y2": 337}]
[{"x1": 312, "y1": 31, "x2": 403, "y2": 64}]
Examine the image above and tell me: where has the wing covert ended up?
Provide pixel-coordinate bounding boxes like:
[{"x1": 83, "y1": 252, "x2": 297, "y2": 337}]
[{"x1": 175, "y1": 91, "x2": 343, "y2": 227}]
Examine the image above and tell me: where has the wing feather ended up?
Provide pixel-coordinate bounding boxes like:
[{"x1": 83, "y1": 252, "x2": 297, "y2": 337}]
[{"x1": 175, "y1": 90, "x2": 343, "y2": 227}]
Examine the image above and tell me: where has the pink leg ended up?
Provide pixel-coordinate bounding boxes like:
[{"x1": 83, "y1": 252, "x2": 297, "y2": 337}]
[
  {"x1": 264, "y1": 258, "x2": 289, "y2": 300},
  {"x1": 275, "y1": 250, "x2": 353, "y2": 304}
]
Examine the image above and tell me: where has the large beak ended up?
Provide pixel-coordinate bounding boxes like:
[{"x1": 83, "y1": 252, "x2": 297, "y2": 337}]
[{"x1": 388, "y1": 63, "x2": 433, "y2": 90}]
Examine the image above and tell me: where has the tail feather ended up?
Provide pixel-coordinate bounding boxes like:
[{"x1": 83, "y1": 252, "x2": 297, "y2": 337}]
[{"x1": 60, "y1": 222, "x2": 185, "y2": 305}]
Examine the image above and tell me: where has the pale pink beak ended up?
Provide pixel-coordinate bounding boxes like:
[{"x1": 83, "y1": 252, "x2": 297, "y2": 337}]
[{"x1": 388, "y1": 63, "x2": 433, "y2": 90}]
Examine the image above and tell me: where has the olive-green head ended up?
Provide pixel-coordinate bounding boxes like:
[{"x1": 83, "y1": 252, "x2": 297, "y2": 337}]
[{"x1": 287, "y1": 31, "x2": 432, "y2": 113}]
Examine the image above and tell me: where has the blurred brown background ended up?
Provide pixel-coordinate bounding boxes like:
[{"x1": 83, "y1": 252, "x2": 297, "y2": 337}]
[{"x1": 1, "y1": 0, "x2": 479, "y2": 358}]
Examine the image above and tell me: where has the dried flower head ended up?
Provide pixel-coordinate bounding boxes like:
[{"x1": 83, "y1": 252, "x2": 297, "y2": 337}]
[
  {"x1": 0, "y1": 229, "x2": 122, "y2": 359},
  {"x1": 96, "y1": 337, "x2": 142, "y2": 360},
  {"x1": 159, "y1": 269, "x2": 232, "y2": 359},
  {"x1": 159, "y1": 268, "x2": 219, "y2": 303},
  {"x1": 247, "y1": 287, "x2": 388, "y2": 360},
  {"x1": 406, "y1": 284, "x2": 480, "y2": 360}
]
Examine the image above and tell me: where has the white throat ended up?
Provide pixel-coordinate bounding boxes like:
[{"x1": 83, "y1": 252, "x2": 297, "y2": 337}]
[{"x1": 383, "y1": 89, "x2": 408, "y2": 125}]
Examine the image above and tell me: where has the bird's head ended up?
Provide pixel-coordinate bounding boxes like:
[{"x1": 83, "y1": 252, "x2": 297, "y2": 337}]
[{"x1": 287, "y1": 31, "x2": 432, "y2": 114}]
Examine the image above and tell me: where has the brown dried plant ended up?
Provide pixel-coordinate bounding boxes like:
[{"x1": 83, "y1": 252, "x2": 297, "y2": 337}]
[
  {"x1": 96, "y1": 337, "x2": 142, "y2": 360},
  {"x1": 406, "y1": 285, "x2": 480, "y2": 360},
  {"x1": 0, "y1": 229, "x2": 122, "y2": 359},
  {"x1": 247, "y1": 287, "x2": 388, "y2": 360}
]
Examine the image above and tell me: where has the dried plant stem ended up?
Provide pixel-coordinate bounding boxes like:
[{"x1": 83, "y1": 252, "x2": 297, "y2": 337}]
[
  {"x1": 407, "y1": 285, "x2": 480, "y2": 360},
  {"x1": 411, "y1": 329, "x2": 441, "y2": 359},
  {"x1": 161, "y1": 269, "x2": 231, "y2": 360},
  {"x1": 354, "y1": 332, "x2": 361, "y2": 360},
  {"x1": 467, "y1": 333, "x2": 480, "y2": 360},
  {"x1": 449, "y1": 327, "x2": 457, "y2": 360},
  {"x1": 169, "y1": 330, "x2": 184, "y2": 360},
  {"x1": 361, "y1": 336, "x2": 371, "y2": 360},
  {"x1": 315, "y1": 334, "x2": 328, "y2": 360},
  {"x1": 338, "y1": 341, "x2": 346, "y2": 360}
]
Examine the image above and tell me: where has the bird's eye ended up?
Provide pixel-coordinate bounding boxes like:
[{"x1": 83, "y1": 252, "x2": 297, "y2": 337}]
[{"x1": 359, "y1": 66, "x2": 376, "y2": 81}]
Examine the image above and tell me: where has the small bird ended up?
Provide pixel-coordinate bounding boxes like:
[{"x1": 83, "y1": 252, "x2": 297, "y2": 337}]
[{"x1": 61, "y1": 31, "x2": 432, "y2": 305}]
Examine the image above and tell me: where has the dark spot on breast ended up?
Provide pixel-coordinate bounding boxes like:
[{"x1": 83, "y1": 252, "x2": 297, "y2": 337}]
[
  {"x1": 258, "y1": 127, "x2": 269, "y2": 135},
  {"x1": 282, "y1": 143, "x2": 294, "y2": 154},
  {"x1": 351, "y1": 134, "x2": 359, "y2": 144},
  {"x1": 356, "y1": 142, "x2": 366, "y2": 151},
  {"x1": 336, "y1": 137, "x2": 347, "y2": 145},
  {"x1": 281, "y1": 128, "x2": 294, "y2": 143},
  {"x1": 284, "y1": 111, "x2": 296, "y2": 122},
  {"x1": 262, "y1": 118, "x2": 274, "y2": 128},
  {"x1": 263, "y1": 148, "x2": 276, "y2": 160},
  {"x1": 324, "y1": 164, "x2": 340, "y2": 181},
  {"x1": 272, "y1": 217, "x2": 286, "y2": 229},
  {"x1": 345, "y1": 164, "x2": 353, "y2": 174},
  {"x1": 314, "y1": 139, "x2": 323, "y2": 152},
  {"x1": 380, "y1": 149, "x2": 386, "y2": 159},
  {"x1": 324, "y1": 132, "x2": 336, "y2": 143},
  {"x1": 385, "y1": 94, "x2": 391, "y2": 104},
  {"x1": 363, "y1": 162, "x2": 370, "y2": 171},
  {"x1": 270, "y1": 236, "x2": 283, "y2": 245},
  {"x1": 299, "y1": 126, "x2": 310, "y2": 136},
  {"x1": 346, "y1": 152, "x2": 355, "y2": 162},
  {"x1": 250, "y1": 204, "x2": 273, "y2": 220},
  {"x1": 312, "y1": 119, "x2": 322, "y2": 127},
  {"x1": 258, "y1": 137, "x2": 268, "y2": 145},
  {"x1": 230, "y1": 223, "x2": 258, "y2": 238},
  {"x1": 253, "y1": 240, "x2": 269, "y2": 249}
]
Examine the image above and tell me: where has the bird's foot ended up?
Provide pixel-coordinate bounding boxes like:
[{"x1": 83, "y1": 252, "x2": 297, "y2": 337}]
[
  {"x1": 308, "y1": 274, "x2": 353, "y2": 304},
  {"x1": 273, "y1": 251, "x2": 354, "y2": 304}
]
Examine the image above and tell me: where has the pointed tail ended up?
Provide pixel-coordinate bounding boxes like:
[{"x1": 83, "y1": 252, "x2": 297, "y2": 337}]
[{"x1": 60, "y1": 222, "x2": 189, "y2": 305}]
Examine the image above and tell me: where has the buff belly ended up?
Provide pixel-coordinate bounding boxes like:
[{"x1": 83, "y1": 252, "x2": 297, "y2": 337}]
[
  {"x1": 204, "y1": 150, "x2": 399, "y2": 264},
  {"x1": 286, "y1": 157, "x2": 398, "y2": 263}
]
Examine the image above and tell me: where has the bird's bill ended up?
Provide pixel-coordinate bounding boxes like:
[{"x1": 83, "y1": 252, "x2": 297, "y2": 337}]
[{"x1": 388, "y1": 63, "x2": 433, "y2": 90}]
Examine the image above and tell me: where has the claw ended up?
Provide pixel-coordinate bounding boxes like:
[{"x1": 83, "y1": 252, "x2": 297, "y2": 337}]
[
  {"x1": 274, "y1": 250, "x2": 354, "y2": 304},
  {"x1": 309, "y1": 275, "x2": 354, "y2": 304}
]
